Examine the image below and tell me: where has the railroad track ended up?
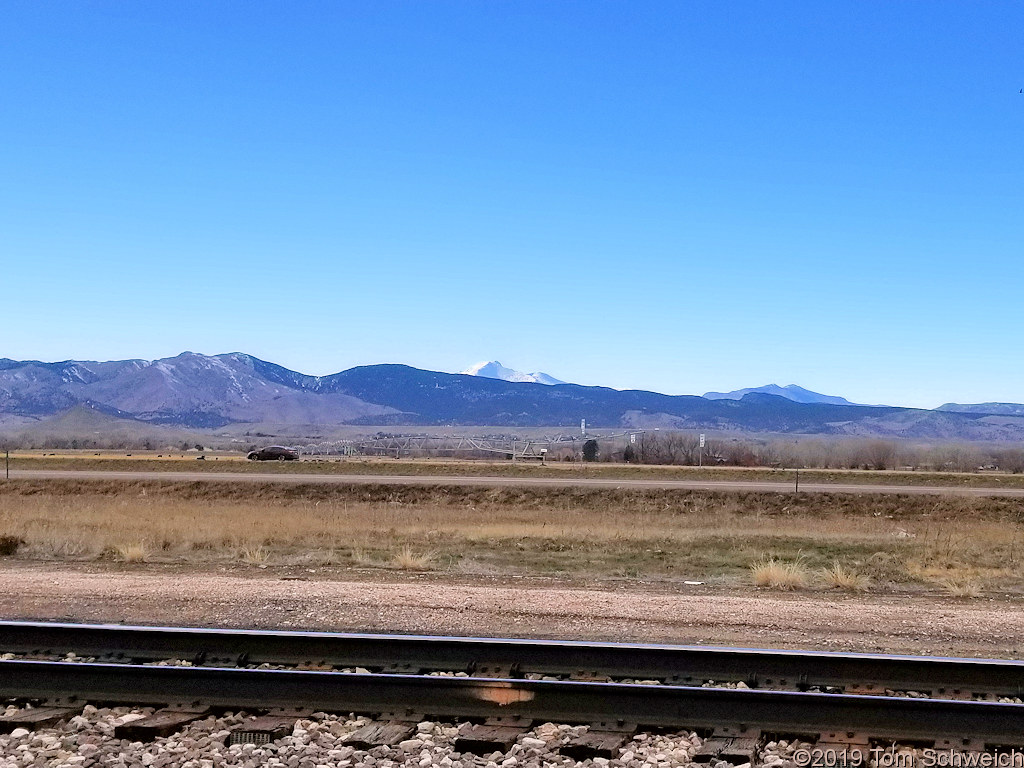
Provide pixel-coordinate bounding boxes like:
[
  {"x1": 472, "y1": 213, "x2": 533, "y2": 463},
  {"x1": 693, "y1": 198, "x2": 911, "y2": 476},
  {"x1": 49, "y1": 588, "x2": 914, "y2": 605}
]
[{"x1": 2, "y1": 621, "x2": 1024, "y2": 761}]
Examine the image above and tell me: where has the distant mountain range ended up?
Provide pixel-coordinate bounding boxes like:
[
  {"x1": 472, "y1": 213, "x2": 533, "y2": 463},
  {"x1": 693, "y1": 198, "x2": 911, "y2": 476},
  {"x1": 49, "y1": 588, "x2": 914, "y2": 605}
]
[
  {"x1": 2, "y1": 352, "x2": 1024, "y2": 442},
  {"x1": 703, "y1": 384, "x2": 860, "y2": 406},
  {"x1": 464, "y1": 369, "x2": 869, "y2": 408},
  {"x1": 0, "y1": 353, "x2": 400, "y2": 428},
  {"x1": 460, "y1": 361, "x2": 566, "y2": 386},
  {"x1": 937, "y1": 402, "x2": 1024, "y2": 417}
]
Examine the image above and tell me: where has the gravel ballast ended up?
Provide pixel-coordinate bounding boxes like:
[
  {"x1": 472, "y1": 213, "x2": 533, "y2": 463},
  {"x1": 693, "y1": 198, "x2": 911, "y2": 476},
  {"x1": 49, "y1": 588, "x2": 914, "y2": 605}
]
[{"x1": 0, "y1": 704, "x2": 707, "y2": 768}]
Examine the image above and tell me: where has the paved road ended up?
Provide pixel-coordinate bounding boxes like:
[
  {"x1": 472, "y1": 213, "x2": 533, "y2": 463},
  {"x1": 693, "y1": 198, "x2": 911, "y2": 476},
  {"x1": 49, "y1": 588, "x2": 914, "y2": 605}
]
[{"x1": 9, "y1": 468, "x2": 1024, "y2": 496}]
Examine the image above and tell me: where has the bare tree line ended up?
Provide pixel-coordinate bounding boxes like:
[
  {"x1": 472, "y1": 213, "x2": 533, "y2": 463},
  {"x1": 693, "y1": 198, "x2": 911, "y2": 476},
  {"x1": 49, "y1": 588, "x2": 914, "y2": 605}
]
[
  {"x1": 5, "y1": 429, "x2": 1024, "y2": 474},
  {"x1": 592, "y1": 433, "x2": 1024, "y2": 473}
]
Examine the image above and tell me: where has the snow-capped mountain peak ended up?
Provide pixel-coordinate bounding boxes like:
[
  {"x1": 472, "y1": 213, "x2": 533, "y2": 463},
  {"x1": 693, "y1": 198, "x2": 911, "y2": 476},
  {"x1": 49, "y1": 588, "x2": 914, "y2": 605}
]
[
  {"x1": 702, "y1": 384, "x2": 857, "y2": 406},
  {"x1": 460, "y1": 361, "x2": 566, "y2": 386}
]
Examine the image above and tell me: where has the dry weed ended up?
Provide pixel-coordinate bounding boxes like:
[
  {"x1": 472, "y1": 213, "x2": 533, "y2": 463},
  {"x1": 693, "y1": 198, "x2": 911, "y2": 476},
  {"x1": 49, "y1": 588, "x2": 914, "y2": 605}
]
[
  {"x1": 822, "y1": 562, "x2": 870, "y2": 591},
  {"x1": 312, "y1": 549, "x2": 341, "y2": 566},
  {"x1": 112, "y1": 542, "x2": 149, "y2": 563},
  {"x1": 940, "y1": 578, "x2": 983, "y2": 598},
  {"x1": 389, "y1": 546, "x2": 435, "y2": 570},
  {"x1": 1, "y1": 480, "x2": 1023, "y2": 590},
  {"x1": 0, "y1": 536, "x2": 22, "y2": 556},
  {"x1": 238, "y1": 545, "x2": 270, "y2": 565},
  {"x1": 21, "y1": 535, "x2": 102, "y2": 560},
  {"x1": 750, "y1": 557, "x2": 810, "y2": 590},
  {"x1": 350, "y1": 547, "x2": 376, "y2": 566}
]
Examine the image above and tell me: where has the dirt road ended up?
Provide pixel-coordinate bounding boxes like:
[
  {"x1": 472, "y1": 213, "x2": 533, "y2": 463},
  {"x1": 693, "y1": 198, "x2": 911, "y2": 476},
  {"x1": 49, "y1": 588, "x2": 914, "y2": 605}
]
[{"x1": 10, "y1": 468, "x2": 1024, "y2": 496}]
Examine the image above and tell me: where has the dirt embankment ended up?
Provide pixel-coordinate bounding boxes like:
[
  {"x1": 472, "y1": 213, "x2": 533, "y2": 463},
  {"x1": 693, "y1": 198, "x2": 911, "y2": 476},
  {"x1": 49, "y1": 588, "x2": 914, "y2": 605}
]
[{"x1": 1, "y1": 562, "x2": 1023, "y2": 658}]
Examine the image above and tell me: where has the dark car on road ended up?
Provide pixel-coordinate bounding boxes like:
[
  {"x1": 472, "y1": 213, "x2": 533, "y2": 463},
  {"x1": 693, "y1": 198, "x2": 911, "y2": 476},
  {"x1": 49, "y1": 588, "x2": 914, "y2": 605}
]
[{"x1": 246, "y1": 446, "x2": 299, "y2": 461}]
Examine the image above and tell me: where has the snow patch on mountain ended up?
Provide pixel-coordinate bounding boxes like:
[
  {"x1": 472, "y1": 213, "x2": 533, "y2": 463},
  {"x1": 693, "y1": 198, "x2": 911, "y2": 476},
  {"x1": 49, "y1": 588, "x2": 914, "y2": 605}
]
[
  {"x1": 937, "y1": 402, "x2": 1024, "y2": 416},
  {"x1": 703, "y1": 384, "x2": 858, "y2": 406},
  {"x1": 461, "y1": 361, "x2": 566, "y2": 386}
]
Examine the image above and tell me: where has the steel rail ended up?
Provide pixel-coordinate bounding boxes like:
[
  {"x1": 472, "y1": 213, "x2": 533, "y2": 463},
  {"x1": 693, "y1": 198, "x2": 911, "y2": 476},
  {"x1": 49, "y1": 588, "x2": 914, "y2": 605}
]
[
  {"x1": 2, "y1": 621, "x2": 1023, "y2": 699},
  {"x1": 2, "y1": 660, "x2": 1024, "y2": 745}
]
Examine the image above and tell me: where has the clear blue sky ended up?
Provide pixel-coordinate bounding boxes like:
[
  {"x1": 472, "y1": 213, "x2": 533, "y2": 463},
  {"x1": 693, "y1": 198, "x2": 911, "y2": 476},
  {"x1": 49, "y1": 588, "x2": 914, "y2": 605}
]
[{"x1": 2, "y1": 1, "x2": 1021, "y2": 408}]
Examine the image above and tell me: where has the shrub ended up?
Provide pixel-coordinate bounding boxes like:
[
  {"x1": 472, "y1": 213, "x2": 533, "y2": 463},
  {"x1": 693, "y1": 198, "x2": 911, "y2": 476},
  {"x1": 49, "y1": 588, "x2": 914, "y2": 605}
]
[
  {"x1": 0, "y1": 536, "x2": 22, "y2": 556},
  {"x1": 940, "y1": 578, "x2": 982, "y2": 598},
  {"x1": 823, "y1": 562, "x2": 870, "y2": 591},
  {"x1": 239, "y1": 545, "x2": 270, "y2": 565},
  {"x1": 750, "y1": 557, "x2": 810, "y2": 590},
  {"x1": 390, "y1": 546, "x2": 435, "y2": 570},
  {"x1": 113, "y1": 542, "x2": 149, "y2": 563}
]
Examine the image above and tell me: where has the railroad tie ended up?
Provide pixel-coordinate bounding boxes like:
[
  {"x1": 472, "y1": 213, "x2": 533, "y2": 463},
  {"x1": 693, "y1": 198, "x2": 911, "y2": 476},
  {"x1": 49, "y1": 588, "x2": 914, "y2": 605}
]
[
  {"x1": 454, "y1": 716, "x2": 531, "y2": 754},
  {"x1": 560, "y1": 721, "x2": 636, "y2": 760},
  {"x1": 114, "y1": 708, "x2": 211, "y2": 741},
  {"x1": 843, "y1": 683, "x2": 885, "y2": 696},
  {"x1": 930, "y1": 688, "x2": 974, "y2": 700},
  {"x1": 380, "y1": 663, "x2": 419, "y2": 675},
  {"x1": 811, "y1": 732, "x2": 870, "y2": 766},
  {"x1": 470, "y1": 663, "x2": 518, "y2": 679},
  {"x1": 566, "y1": 671, "x2": 613, "y2": 683},
  {"x1": 228, "y1": 715, "x2": 300, "y2": 746},
  {"x1": 0, "y1": 706, "x2": 80, "y2": 733},
  {"x1": 929, "y1": 736, "x2": 989, "y2": 764},
  {"x1": 933, "y1": 737, "x2": 986, "y2": 752},
  {"x1": 813, "y1": 731, "x2": 869, "y2": 748},
  {"x1": 344, "y1": 718, "x2": 420, "y2": 749},
  {"x1": 693, "y1": 728, "x2": 761, "y2": 764}
]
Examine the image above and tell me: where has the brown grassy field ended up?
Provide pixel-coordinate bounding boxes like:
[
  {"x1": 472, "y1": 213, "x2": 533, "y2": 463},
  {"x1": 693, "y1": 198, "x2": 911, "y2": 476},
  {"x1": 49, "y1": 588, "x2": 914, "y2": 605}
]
[
  {"x1": 10, "y1": 453, "x2": 1024, "y2": 488},
  {"x1": 2, "y1": 478, "x2": 1024, "y2": 597}
]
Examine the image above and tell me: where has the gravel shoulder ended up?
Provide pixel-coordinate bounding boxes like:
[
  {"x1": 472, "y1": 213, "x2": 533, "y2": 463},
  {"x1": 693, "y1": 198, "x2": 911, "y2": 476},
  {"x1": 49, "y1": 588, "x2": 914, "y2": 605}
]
[{"x1": 1, "y1": 562, "x2": 1022, "y2": 659}]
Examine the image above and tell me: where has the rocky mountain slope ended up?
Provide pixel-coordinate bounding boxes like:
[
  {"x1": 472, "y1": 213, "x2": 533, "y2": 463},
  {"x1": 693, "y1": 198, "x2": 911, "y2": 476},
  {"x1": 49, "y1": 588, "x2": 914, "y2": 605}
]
[{"x1": 0, "y1": 353, "x2": 399, "y2": 428}]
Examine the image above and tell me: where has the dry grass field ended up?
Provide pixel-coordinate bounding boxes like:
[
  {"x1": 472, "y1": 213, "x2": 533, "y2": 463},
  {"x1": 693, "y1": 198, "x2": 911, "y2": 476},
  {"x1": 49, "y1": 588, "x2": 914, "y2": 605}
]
[
  {"x1": 2, "y1": 478, "x2": 1024, "y2": 597},
  {"x1": 10, "y1": 453, "x2": 1024, "y2": 488}
]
